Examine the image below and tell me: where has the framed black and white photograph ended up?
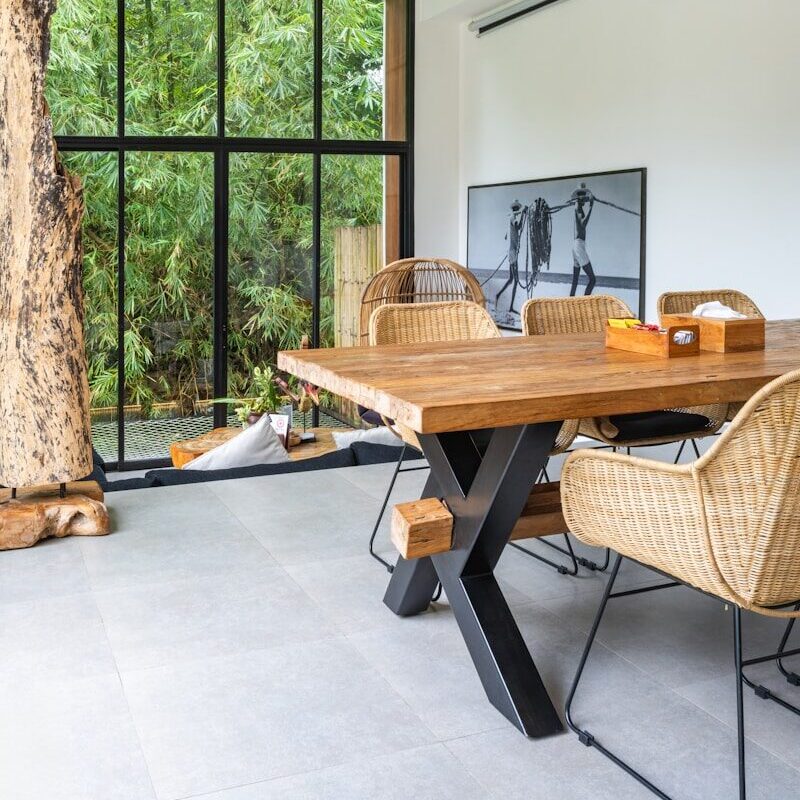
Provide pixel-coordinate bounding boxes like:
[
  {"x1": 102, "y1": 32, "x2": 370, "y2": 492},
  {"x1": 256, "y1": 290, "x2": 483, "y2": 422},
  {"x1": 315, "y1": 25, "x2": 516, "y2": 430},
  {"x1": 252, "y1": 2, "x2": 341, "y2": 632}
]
[{"x1": 467, "y1": 168, "x2": 646, "y2": 330}]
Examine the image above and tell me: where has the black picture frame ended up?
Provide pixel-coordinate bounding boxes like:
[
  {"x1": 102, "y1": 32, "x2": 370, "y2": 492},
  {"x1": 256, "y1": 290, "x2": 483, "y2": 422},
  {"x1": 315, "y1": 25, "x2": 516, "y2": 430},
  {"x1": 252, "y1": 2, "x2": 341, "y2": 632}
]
[{"x1": 467, "y1": 167, "x2": 646, "y2": 330}]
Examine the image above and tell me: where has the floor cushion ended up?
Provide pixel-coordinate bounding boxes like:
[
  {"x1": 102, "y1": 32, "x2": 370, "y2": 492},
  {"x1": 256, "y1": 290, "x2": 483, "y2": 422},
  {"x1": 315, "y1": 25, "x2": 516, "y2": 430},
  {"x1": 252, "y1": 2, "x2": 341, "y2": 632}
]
[
  {"x1": 146, "y1": 447, "x2": 356, "y2": 486},
  {"x1": 350, "y1": 441, "x2": 424, "y2": 466},
  {"x1": 183, "y1": 415, "x2": 288, "y2": 471}
]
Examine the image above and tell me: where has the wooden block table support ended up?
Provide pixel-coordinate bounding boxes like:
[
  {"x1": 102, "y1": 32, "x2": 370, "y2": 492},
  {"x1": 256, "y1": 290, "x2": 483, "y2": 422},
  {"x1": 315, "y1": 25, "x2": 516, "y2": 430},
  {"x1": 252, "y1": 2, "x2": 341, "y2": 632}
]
[
  {"x1": 391, "y1": 498, "x2": 453, "y2": 559},
  {"x1": 392, "y1": 482, "x2": 569, "y2": 561},
  {"x1": 0, "y1": 481, "x2": 109, "y2": 550}
]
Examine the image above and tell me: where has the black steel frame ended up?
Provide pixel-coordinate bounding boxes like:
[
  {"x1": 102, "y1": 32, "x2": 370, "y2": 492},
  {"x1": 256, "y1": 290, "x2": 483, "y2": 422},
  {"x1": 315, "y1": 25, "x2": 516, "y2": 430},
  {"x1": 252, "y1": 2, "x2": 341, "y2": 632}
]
[
  {"x1": 383, "y1": 422, "x2": 565, "y2": 737},
  {"x1": 56, "y1": 0, "x2": 415, "y2": 471},
  {"x1": 565, "y1": 554, "x2": 800, "y2": 800}
]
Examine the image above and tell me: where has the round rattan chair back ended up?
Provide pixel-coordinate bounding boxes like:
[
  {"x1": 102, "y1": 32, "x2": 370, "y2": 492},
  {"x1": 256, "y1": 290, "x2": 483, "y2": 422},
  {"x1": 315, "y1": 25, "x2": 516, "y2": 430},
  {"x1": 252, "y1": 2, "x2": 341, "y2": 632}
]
[
  {"x1": 359, "y1": 258, "x2": 485, "y2": 344},
  {"x1": 657, "y1": 289, "x2": 763, "y2": 320},
  {"x1": 369, "y1": 301, "x2": 501, "y2": 348},
  {"x1": 521, "y1": 295, "x2": 634, "y2": 336}
]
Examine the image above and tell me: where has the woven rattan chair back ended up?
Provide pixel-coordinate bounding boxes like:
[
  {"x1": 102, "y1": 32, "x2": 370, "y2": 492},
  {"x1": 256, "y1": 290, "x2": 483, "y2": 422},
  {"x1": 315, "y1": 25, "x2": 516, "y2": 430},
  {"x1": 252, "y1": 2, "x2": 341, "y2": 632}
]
[
  {"x1": 359, "y1": 258, "x2": 485, "y2": 344},
  {"x1": 695, "y1": 369, "x2": 800, "y2": 611},
  {"x1": 521, "y1": 295, "x2": 634, "y2": 336},
  {"x1": 369, "y1": 300, "x2": 501, "y2": 347},
  {"x1": 368, "y1": 301, "x2": 500, "y2": 448},
  {"x1": 657, "y1": 289, "x2": 763, "y2": 319}
]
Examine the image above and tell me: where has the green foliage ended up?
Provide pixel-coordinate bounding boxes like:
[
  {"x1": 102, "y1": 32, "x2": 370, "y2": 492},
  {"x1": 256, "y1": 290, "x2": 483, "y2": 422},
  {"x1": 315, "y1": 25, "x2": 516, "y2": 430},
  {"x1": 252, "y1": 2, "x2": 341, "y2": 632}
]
[
  {"x1": 47, "y1": 1, "x2": 387, "y2": 420},
  {"x1": 215, "y1": 365, "x2": 285, "y2": 424}
]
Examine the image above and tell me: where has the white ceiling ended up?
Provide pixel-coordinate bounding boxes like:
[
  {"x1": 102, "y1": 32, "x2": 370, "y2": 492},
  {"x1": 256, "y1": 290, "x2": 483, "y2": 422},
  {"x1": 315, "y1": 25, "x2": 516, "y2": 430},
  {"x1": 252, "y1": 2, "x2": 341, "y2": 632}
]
[{"x1": 418, "y1": 0, "x2": 514, "y2": 23}]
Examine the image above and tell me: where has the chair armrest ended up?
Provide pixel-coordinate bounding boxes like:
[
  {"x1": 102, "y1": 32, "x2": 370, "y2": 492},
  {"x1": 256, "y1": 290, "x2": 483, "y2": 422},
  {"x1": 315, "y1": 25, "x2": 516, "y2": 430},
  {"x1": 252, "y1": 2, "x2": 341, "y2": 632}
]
[{"x1": 561, "y1": 449, "x2": 731, "y2": 599}]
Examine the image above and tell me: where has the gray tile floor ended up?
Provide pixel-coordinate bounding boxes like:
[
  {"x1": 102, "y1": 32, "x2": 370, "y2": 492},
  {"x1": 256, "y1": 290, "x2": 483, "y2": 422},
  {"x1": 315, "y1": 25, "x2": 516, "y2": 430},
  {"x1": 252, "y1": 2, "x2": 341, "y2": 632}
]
[{"x1": 1, "y1": 458, "x2": 799, "y2": 799}]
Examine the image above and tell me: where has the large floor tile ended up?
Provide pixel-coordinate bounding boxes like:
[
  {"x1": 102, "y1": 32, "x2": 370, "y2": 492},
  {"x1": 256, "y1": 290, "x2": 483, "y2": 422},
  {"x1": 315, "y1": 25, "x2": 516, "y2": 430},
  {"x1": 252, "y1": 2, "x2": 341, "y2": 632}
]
[
  {"x1": 213, "y1": 472, "x2": 392, "y2": 566},
  {"x1": 334, "y1": 460, "x2": 429, "y2": 503},
  {"x1": 446, "y1": 726, "x2": 653, "y2": 800},
  {"x1": 0, "y1": 673, "x2": 155, "y2": 800},
  {"x1": 677, "y1": 656, "x2": 800, "y2": 772},
  {"x1": 0, "y1": 536, "x2": 91, "y2": 604},
  {"x1": 0, "y1": 592, "x2": 116, "y2": 682},
  {"x1": 284, "y1": 553, "x2": 409, "y2": 635},
  {"x1": 347, "y1": 607, "x2": 512, "y2": 740},
  {"x1": 537, "y1": 643, "x2": 800, "y2": 799},
  {"x1": 122, "y1": 638, "x2": 434, "y2": 800},
  {"x1": 538, "y1": 581, "x2": 786, "y2": 689},
  {"x1": 195, "y1": 744, "x2": 489, "y2": 800},
  {"x1": 81, "y1": 489, "x2": 273, "y2": 591},
  {"x1": 94, "y1": 564, "x2": 337, "y2": 671}
]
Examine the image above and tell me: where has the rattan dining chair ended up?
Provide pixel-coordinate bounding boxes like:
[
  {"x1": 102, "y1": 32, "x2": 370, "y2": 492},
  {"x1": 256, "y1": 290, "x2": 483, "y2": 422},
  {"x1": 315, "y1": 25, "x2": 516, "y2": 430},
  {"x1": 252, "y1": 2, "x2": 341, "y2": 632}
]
[
  {"x1": 523, "y1": 295, "x2": 727, "y2": 451},
  {"x1": 560, "y1": 369, "x2": 800, "y2": 800},
  {"x1": 658, "y1": 289, "x2": 765, "y2": 420},
  {"x1": 522, "y1": 295, "x2": 727, "y2": 571},
  {"x1": 366, "y1": 300, "x2": 580, "y2": 576}
]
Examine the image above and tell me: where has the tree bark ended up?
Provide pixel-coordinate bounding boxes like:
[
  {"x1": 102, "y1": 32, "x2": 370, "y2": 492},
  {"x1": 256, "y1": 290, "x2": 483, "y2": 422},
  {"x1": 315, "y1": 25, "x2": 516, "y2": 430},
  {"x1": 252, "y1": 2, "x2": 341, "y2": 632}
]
[{"x1": 0, "y1": 0, "x2": 93, "y2": 487}]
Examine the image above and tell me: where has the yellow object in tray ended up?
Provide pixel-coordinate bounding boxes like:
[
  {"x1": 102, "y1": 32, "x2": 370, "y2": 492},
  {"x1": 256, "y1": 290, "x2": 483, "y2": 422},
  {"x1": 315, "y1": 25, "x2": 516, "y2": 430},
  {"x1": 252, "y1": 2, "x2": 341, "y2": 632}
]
[{"x1": 607, "y1": 318, "x2": 643, "y2": 329}]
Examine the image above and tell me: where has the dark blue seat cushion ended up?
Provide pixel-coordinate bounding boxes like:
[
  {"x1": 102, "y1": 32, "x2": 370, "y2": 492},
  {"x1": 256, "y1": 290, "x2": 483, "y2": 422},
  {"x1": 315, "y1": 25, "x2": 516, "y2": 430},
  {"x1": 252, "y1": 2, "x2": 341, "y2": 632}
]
[
  {"x1": 105, "y1": 476, "x2": 160, "y2": 492},
  {"x1": 350, "y1": 441, "x2": 424, "y2": 466},
  {"x1": 608, "y1": 410, "x2": 712, "y2": 441},
  {"x1": 145, "y1": 447, "x2": 356, "y2": 486},
  {"x1": 357, "y1": 405, "x2": 389, "y2": 427}
]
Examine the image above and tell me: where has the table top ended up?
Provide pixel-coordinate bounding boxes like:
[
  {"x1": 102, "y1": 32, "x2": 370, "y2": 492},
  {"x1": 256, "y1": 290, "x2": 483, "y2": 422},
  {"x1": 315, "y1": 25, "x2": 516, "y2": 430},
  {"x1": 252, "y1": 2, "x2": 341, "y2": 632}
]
[{"x1": 278, "y1": 320, "x2": 800, "y2": 434}]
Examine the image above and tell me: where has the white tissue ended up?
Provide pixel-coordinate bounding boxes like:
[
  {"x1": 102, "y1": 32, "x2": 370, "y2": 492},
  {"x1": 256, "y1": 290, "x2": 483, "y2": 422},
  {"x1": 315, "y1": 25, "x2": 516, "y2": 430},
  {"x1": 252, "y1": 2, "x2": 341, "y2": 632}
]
[{"x1": 692, "y1": 300, "x2": 747, "y2": 320}]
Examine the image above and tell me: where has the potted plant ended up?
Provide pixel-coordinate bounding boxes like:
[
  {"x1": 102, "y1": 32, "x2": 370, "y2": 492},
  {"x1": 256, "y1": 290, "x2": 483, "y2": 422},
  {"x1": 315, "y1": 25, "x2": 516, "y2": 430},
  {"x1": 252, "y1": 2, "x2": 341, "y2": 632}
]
[{"x1": 215, "y1": 365, "x2": 290, "y2": 427}]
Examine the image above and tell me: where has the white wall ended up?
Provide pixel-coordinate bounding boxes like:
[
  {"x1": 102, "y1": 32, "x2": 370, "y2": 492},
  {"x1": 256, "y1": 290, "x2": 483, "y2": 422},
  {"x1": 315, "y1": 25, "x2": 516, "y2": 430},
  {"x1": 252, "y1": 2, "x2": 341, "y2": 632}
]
[
  {"x1": 416, "y1": 0, "x2": 800, "y2": 318},
  {"x1": 413, "y1": 13, "x2": 461, "y2": 259}
]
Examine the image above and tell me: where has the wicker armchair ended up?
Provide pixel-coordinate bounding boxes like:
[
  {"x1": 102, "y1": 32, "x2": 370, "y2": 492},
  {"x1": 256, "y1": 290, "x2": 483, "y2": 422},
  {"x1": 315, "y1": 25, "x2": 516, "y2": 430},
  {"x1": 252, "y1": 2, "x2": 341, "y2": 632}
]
[
  {"x1": 658, "y1": 289, "x2": 765, "y2": 420},
  {"x1": 561, "y1": 369, "x2": 800, "y2": 799},
  {"x1": 522, "y1": 295, "x2": 727, "y2": 449},
  {"x1": 359, "y1": 258, "x2": 485, "y2": 345},
  {"x1": 364, "y1": 301, "x2": 501, "y2": 572},
  {"x1": 657, "y1": 288, "x2": 764, "y2": 320},
  {"x1": 367, "y1": 300, "x2": 579, "y2": 576}
]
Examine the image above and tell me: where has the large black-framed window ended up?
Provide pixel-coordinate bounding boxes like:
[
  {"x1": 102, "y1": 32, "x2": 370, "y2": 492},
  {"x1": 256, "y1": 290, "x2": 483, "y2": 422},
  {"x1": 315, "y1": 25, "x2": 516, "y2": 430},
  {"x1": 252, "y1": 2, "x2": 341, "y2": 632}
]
[{"x1": 51, "y1": 0, "x2": 414, "y2": 470}]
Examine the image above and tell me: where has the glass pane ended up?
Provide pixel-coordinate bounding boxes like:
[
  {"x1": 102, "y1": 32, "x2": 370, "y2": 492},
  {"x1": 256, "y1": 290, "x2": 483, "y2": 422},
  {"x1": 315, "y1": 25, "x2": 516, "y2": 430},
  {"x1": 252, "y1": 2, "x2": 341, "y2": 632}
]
[
  {"x1": 226, "y1": 1, "x2": 314, "y2": 138},
  {"x1": 321, "y1": 154, "x2": 396, "y2": 420},
  {"x1": 48, "y1": 0, "x2": 117, "y2": 135},
  {"x1": 323, "y1": 0, "x2": 407, "y2": 140},
  {"x1": 124, "y1": 152, "x2": 214, "y2": 461},
  {"x1": 62, "y1": 152, "x2": 120, "y2": 462},
  {"x1": 228, "y1": 153, "x2": 313, "y2": 404},
  {"x1": 125, "y1": 0, "x2": 217, "y2": 135}
]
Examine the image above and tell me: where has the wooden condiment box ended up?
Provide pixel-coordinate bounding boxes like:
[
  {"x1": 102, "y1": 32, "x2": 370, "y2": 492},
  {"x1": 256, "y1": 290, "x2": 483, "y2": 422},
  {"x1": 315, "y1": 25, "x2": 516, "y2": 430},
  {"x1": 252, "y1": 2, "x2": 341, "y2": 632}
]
[
  {"x1": 660, "y1": 313, "x2": 765, "y2": 353},
  {"x1": 605, "y1": 322, "x2": 700, "y2": 358}
]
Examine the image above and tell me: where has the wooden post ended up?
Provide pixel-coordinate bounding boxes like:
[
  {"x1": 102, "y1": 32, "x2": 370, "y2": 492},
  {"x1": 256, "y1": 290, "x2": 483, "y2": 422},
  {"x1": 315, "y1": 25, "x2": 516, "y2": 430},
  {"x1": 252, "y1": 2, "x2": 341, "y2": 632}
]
[
  {"x1": 334, "y1": 224, "x2": 383, "y2": 348},
  {"x1": 0, "y1": 0, "x2": 93, "y2": 488},
  {"x1": 383, "y1": 0, "x2": 406, "y2": 265}
]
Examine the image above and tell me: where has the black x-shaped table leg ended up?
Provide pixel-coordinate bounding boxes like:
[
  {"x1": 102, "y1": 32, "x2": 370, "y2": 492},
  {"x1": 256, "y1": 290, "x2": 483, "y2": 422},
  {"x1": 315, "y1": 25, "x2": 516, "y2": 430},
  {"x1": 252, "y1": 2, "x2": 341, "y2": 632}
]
[{"x1": 383, "y1": 422, "x2": 564, "y2": 738}]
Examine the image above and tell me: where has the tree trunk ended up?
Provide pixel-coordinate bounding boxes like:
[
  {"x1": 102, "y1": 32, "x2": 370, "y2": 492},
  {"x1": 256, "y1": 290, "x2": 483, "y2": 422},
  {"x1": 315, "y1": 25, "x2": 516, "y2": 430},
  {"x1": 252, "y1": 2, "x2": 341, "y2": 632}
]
[{"x1": 0, "y1": 0, "x2": 93, "y2": 487}]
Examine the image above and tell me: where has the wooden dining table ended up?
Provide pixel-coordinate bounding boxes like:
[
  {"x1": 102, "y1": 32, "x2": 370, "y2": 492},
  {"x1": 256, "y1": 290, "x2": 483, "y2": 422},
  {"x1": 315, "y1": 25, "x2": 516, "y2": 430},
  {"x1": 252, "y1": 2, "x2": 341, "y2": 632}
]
[{"x1": 278, "y1": 320, "x2": 800, "y2": 739}]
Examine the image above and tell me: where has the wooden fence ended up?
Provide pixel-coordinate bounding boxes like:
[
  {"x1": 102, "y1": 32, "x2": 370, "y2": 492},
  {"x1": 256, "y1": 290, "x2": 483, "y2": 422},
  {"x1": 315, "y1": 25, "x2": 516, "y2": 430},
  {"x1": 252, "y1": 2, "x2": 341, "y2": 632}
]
[{"x1": 331, "y1": 224, "x2": 384, "y2": 424}]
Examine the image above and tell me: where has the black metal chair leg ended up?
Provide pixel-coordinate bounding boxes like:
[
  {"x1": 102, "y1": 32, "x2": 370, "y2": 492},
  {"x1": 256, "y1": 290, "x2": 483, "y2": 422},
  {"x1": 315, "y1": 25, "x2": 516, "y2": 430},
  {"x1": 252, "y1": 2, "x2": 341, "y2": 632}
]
[
  {"x1": 673, "y1": 440, "x2": 687, "y2": 464},
  {"x1": 510, "y1": 534, "x2": 579, "y2": 576},
  {"x1": 740, "y1": 602, "x2": 800, "y2": 715},
  {"x1": 368, "y1": 444, "x2": 407, "y2": 573},
  {"x1": 777, "y1": 605, "x2": 800, "y2": 686},
  {"x1": 733, "y1": 606, "x2": 747, "y2": 800},
  {"x1": 691, "y1": 439, "x2": 702, "y2": 459},
  {"x1": 565, "y1": 556, "x2": 671, "y2": 798}
]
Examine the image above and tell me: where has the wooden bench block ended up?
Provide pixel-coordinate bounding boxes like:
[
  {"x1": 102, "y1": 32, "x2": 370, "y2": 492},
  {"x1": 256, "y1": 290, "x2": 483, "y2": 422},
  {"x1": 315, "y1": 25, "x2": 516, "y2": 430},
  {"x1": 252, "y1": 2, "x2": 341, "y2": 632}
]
[{"x1": 391, "y1": 498, "x2": 453, "y2": 559}]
